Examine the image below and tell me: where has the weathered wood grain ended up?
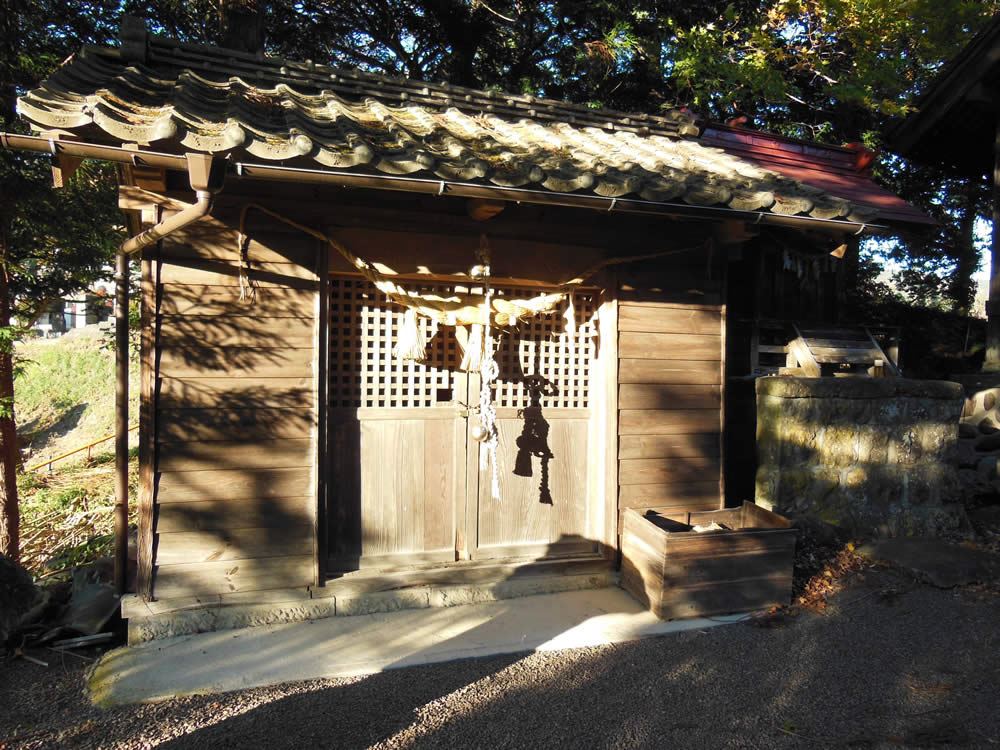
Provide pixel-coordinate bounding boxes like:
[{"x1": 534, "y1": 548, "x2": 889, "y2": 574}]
[
  {"x1": 157, "y1": 347, "x2": 314, "y2": 379},
  {"x1": 162, "y1": 230, "x2": 318, "y2": 266},
  {"x1": 157, "y1": 284, "x2": 315, "y2": 317},
  {"x1": 328, "y1": 227, "x2": 608, "y2": 285},
  {"x1": 154, "y1": 495, "x2": 313, "y2": 533},
  {"x1": 157, "y1": 408, "x2": 315, "y2": 442},
  {"x1": 158, "y1": 257, "x2": 318, "y2": 286},
  {"x1": 619, "y1": 506, "x2": 796, "y2": 619},
  {"x1": 154, "y1": 524, "x2": 313, "y2": 565},
  {"x1": 155, "y1": 467, "x2": 313, "y2": 503},
  {"x1": 359, "y1": 420, "x2": 425, "y2": 556},
  {"x1": 157, "y1": 438, "x2": 314, "y2": 472},
  {"x1": 138, "y1": 251, "x2": 156, "y2": 598},
  {"x1": 618, "y1": 433, "x2": 720, "y2": 461},
  {"x1": 158, "y1": 316, "x2": 315, "y2": 349},
  {"x1": 618, "y1": 409, "x2": 721, "y2": 435},
  {"x1": 618, "y1": 358, "x2": 721, "y2": 385},
  {"x1": 618, "y1": 305, "x2": 721, "y2": 335},
  {"x1": 157, "y1": 377, "x2": 315, "y2": 410},
  {"x1": 618, "y1": 384, "x2": 721, "y2": 410},
  {"x1": 475, "y1": 417, "x2": 590, "y2": 555},
  {"x1": 423, "y1": 418, "x2": 458, "y2": 553},
  {"x1": 153, "y1": 554, "x2": 314, "y2": 598},
  {"x1": 619, "y1": 332, "x2": 721, "y2": 361},
  {"x1": 618, "y1": 481, "x2": 721, "y2": 510},
  {"x1": 619, "y1": 456, "x2": 722, "y2": 486}
]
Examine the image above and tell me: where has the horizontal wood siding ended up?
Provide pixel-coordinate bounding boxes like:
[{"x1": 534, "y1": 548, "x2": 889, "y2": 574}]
[
  {"x1": 149, "y1": 202, "x2": 318, "y2": 599},
  {"x1": 617, "y1": 299, "x2": 723, "y2": 531}
]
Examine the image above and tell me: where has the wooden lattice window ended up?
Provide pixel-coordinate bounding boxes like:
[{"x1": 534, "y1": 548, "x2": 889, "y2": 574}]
[
  {"x1": 329, "y1": 277, "x2": 460, "y2": 408},
  {"x1": 329, "y1": 276, "x2": 598, "y2": 410},
  {"x1": 491, "y1": 286, "x2": 598, "y2": 409}
]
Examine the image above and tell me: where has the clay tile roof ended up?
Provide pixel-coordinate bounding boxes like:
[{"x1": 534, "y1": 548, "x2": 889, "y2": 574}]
[{"x1": 17, "y1": 26, "x2": 924, "y2": 227}]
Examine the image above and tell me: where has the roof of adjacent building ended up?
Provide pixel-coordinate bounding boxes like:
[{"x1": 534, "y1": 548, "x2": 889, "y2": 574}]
[
  {"x1": 890, "y1": 14, "x2": 1000, "y2": 176},
  {"x1": 17, "y1": 19, "x2": 929, "y2": 228},
  {"x1": 702, "y1": 126, "x2": 935, "y2": 226}
]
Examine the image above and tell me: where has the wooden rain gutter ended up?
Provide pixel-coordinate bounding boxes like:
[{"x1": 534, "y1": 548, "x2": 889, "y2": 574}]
[
  {"x1": 0, "y1": 133, "x2": 890, "y2": 236},
  {"x1": 111, "y1": 152, "x2": 224, "y2": 596},
  {"x1": 0, "y1": 133, "x2": 225, "y2": 597}
]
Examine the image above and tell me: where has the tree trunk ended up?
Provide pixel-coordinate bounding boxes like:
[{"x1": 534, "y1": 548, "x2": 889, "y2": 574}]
[
  {"x1": 0, "y1": 228, "x2": 19, "y2": 564},
  {"x1": 950, "y1": 181, "x2": 980, "y2": 315}
]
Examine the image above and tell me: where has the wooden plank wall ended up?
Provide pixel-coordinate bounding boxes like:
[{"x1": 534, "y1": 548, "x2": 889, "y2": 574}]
[
  {"x1": 616, "y1": 264, "x2": 725, "y2": 533},
  {"x1": 143, "y1": 199, "x2": 319, "y2": 600}
]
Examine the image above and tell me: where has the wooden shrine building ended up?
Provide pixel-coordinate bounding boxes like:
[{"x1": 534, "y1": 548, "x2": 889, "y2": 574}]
[{"x1": 4, "y1": 20, "x2": 932, "y2": 633}]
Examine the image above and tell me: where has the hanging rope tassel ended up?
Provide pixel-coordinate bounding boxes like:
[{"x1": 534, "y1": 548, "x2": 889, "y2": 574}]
[
  {"x1": 393, "y1": 308, "x2": 427, "y2": 361},
  {"x1": 474, "y1": 234, "x2": 501, "y2": 501},
  {"x1": 460, "y1": 324, "x2": 484, "y2": 372},
  {"x1": 563, "y1": 293, "x2": 576, "y2": 337}
]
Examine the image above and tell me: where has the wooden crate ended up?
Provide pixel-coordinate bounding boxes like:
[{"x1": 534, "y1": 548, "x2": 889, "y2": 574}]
[{"x1": 620, "y1": 502, "x2": 796, "y2": 620}]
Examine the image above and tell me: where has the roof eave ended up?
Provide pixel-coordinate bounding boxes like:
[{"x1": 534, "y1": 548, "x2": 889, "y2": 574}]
[{"x1": 2, "y1": 132, "x2": 900, "y2": 236}]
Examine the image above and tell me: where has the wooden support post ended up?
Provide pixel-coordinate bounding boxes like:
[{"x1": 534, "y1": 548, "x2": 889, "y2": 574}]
[
  {"x1": 986, "y1": 116, "x2": 1000, "y2": 370},
  {"x1": 114, "y1": 247, "x2": 129, "y2": 597}
]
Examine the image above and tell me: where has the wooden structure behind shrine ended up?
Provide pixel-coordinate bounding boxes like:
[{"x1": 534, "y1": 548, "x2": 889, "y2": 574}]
[
  {"x1": 4, "y1": 20, "x2": 933, "y2": 627},
  {"x1": 891, "y1": 14, "x2": 1000, "y2": 367}
]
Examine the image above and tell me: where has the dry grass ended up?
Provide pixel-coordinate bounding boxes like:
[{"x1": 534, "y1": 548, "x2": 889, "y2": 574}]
[{"x1": 17, "y1": 453, "x2": 138, "y2": 579}]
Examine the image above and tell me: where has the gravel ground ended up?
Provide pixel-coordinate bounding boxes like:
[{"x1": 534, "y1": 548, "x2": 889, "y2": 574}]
[{"x1": 3, "y1": 569, "x2": 999, "y2": 750}]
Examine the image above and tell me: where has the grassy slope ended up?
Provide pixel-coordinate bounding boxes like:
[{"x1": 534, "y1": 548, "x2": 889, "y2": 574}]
[
  {"x1": 15, "y1": 325, "x2": 139, "y2": 464},
  {"x1": 14, "y1": 327, "x2": 140, "y2": 576}
]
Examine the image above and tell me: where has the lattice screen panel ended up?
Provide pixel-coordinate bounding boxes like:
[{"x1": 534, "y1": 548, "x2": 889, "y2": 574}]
[
  {"x1": 329, "y1": 276, "x2": 460, "y2": 408},
  {"x1": 329, "y1": 276, "x2": 597, "y2": 410},
  {"x1": 491, "y1": 287, "x2": 597, "y2": 410}
]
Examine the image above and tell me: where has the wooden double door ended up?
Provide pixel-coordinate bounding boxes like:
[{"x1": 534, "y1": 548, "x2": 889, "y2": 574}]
[{"x1": 327, "y1": 276, "x2": 600, "y2": 572}]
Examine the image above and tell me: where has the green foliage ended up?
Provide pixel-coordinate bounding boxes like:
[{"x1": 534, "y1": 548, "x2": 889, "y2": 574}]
[{"x1": 16, "y1": 328, "x2": 140, "y2": 458}]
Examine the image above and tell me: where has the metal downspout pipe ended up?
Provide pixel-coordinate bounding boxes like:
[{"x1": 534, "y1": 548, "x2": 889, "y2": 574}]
[{"x1": 114, "y1": 152, "x2": 224, "y2": 597}]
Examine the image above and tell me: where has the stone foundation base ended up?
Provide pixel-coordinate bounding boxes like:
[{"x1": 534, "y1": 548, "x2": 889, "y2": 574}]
[
  {"x1": 755, "y1": 376, "x2": 965, "y2": 538},
  {"x1": 123, "y1": 570, "x2": 618, "y2": 644}
]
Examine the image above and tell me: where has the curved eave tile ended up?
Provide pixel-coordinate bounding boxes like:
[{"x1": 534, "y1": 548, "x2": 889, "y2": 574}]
[{"x1": 14, "y1": 43, "x2": 891, "y2": 226}]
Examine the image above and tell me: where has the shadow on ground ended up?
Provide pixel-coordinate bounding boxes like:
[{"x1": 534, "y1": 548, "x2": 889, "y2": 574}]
[{"x1": 102, "y1": 575, "x2": 1000, "y2": 749}]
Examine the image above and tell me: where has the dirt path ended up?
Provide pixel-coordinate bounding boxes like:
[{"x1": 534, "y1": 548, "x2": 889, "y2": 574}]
[{"x1": 3, "y1": 569, "x2": 999, "y2": 750}]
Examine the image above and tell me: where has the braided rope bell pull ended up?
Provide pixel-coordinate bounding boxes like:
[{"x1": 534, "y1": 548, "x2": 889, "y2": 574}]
[{"x1": 472, "y1": 234, "x2": 501, "y2": 500}]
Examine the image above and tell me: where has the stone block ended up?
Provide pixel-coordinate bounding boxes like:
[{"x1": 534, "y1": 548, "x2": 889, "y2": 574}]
[
  {"x1": 888, "y1": 430, "x2": 922, "y2": 465},
  {"x1": 754, "y1": 377, "x2": 962, "y2": 539},
  {"x1": 754, "y1": 466, "x2": 781, "y2": 510},
  {"x1": 919, "y1": 424, "x2": 956, "y2": 459},
  {"x1": 955, "y1": 439, "x2": 980, "y2": 468},
  {"x1": 822, "y1": 425, "x2": 859, "y2": 467},
  {"x1": 780, "y1": 420, "x2": 821, "y2": 464},
  {"x1": 776, "y1": 468, "x2": 811, "y2": 511},
  {"x1": 857, "y1": 426, "x2": 890, "y2": 464},
  {"x1": 756, "y1": 376, "x2": 962, "y2": 401},
  {"x1": 803, "y1": 468, "x2": 840, "y2": 511},
  {"x1": 336, "y1": 589, "x2": 430, "y2": 616},
  {"x1": 976, "y1": 431, "x2": 1000, "y2": 452},
  {"x1": 871, "y1": 399, "x2": 905, "y2": 424}
]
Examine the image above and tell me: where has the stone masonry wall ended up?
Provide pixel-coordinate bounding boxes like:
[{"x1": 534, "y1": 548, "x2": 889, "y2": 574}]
[{"x1": 755, "y1": 377, "x2": 965, "y2": 537}]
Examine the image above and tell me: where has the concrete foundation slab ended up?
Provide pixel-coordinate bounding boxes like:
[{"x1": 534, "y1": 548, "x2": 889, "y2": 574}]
[
  {"x1": 90, "y1": 587, "x2": 746, "y2": 706},
  {"x1": 123, "y1": 570, "x2": 617, "y2": 644}
]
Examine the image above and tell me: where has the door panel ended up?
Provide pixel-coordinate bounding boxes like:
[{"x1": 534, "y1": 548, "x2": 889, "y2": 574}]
[
  {"x1": 468, "y1": 288, "x2": 600, "y2": 560},
  {"x1": 327, "y1": 276, "x2": 464, "y2": 571},
  {"x1": 328, "y1": 275, "x2": 601, "y2": 570},
  {"x1": 474, "y1": 415, "x2": 592, "y2": 558}
]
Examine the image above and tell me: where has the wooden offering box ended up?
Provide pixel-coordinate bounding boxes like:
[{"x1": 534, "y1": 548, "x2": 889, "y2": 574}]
[{"x1": 621, "y1": 502, "x2": 796, "y2": 620}]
